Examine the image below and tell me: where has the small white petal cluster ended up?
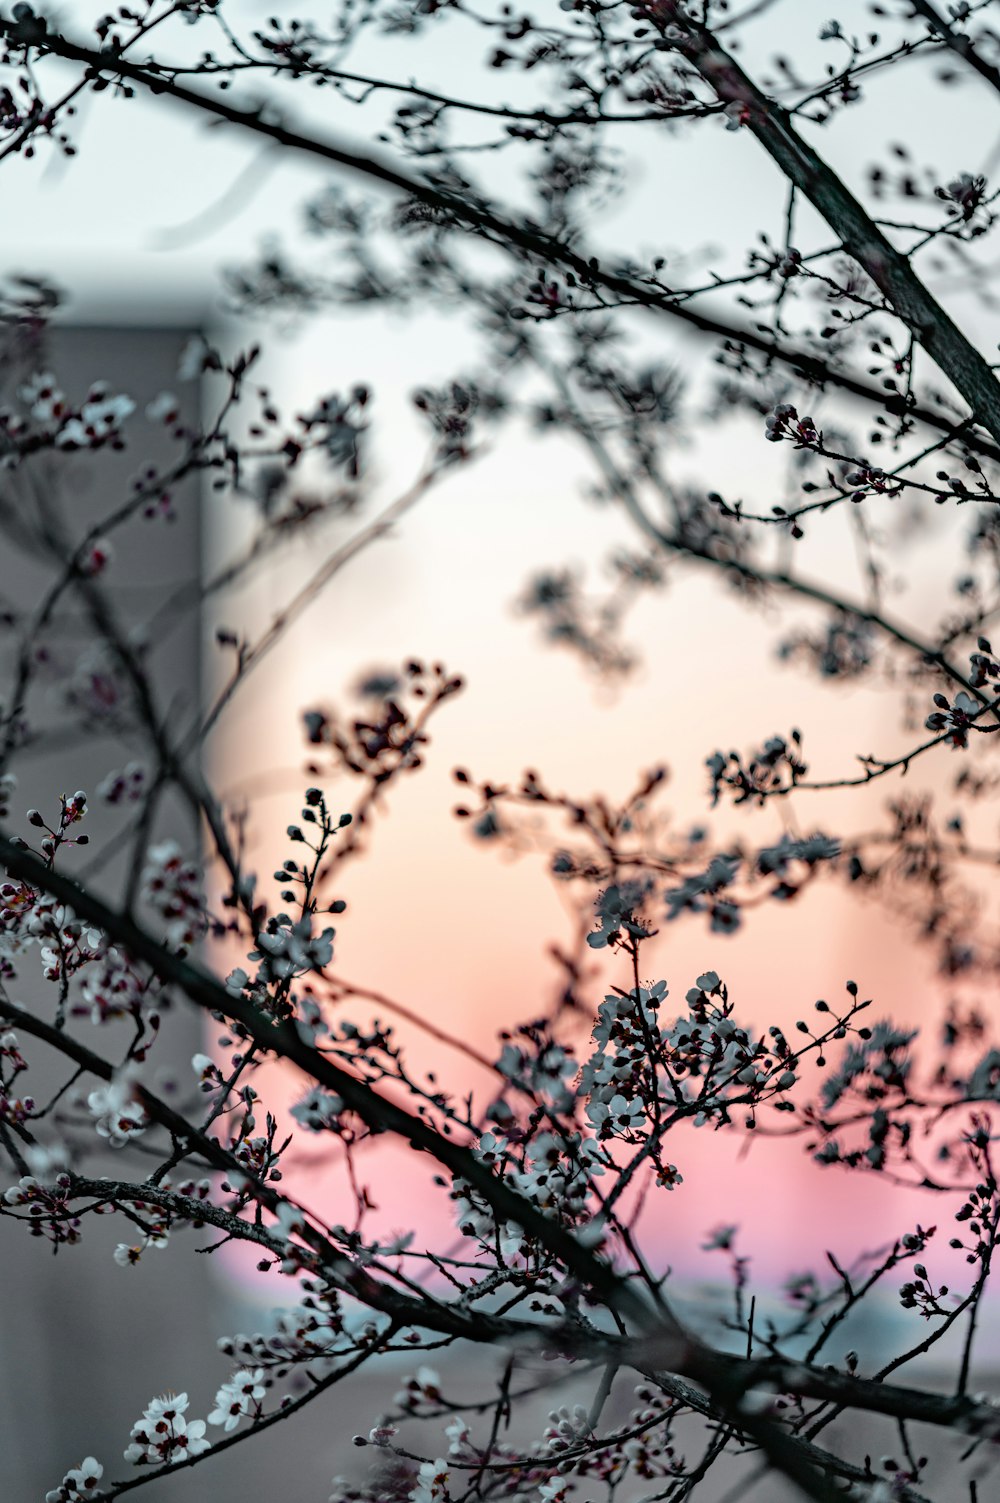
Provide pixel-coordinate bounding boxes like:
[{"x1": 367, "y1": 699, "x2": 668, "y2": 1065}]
[
  {"x1": 66, "y1": 390, "x2": 135, "y2": 444},
  {"x1": 925, "y1": 689, "x2": 981, "y2": 750},
  {"x1": 290, "y1": 1085, "x2": 344, "y2": 1132},
  {"x1": 141, "y1": 841, "x2": 206, "y2": 949},
  {"x1": 496, "y1": 1037, "x2": 576, "y2": 1111},
  {"x1": 456, "y1": 1120, "x2": 606, "y2": 1261},
  {"x1": 579, "y1": 982, "x2": 667, "y2": 1121},
  {"x1": 514, "y1": 1131, "x2": 604, "y2": 1213},
  {"x1": 586, "y1": 878, "x2": 654, "y2": 950},
  {"x1": 22, "y1": 1140, "x2": 69, "y2": 1179},
  {"x1": 45, "y1": 1456, "x2": 103, "y2": 1502},
  {"x1": 113, "y1": 1220, "x2": 169, "y2": 1266},
  {"x1": 394, "y1": 1366, "x2": 442, "y2": 1411},
  {"x1": 87, "y1": 1067, "x2": 147, "y2": 1147},
  {"x1": 80, "y1": 947, "x2": 157, "y2": 1026},
  {"x1": 97, "y1": 761, "x2": 147, "y2": 804},
  {"x1": 444, "y1": 1415, "x2": 474, "y2": 1457},
  {"x1": 192, "y1": 1052, "x2": 223, "y2": 1091},
  {"x1": 577, "y1": 974, "x2": 796, "y2": 1140},
  {"x1": 585, "y1": 1090, "x2": 645, "y2": 1136},
  {"x1": 146, "y1": 391, "x2": 181, "y2": 423},
  {"x1": 847, "y1": 1484, "x2": 896, "y2": 1503},
  {"x1": 123, "y1": 1392, "x2": 210, "y2": 1465},
  {"x1": 452, "y1": 1177, "x2": 526, "y2": 1261},
  {"x1": 0, "y1": 886, "x2": 101, "y2": 973},
  {"x1": 20, "y1": 372, "x2": 67, "y2": 423},
  {"x1": 177, "y1": 334, "x2": 219, "y2": 381},
  {"x1": 664, "y1": 855, "x2": 740, "y2": 929},
  {"x1": 207, "y1": 1368, "x2": 266, "y2": 1431},
  {"x1": 250, "y1": 913, "x2": 335, "y2": 982},
  {"x1": 36, "y1": 381, "x2": 137, "y2": 450},
  {"x1": 409, "y1": 1457, "x2": 451, "y2": 1503}
]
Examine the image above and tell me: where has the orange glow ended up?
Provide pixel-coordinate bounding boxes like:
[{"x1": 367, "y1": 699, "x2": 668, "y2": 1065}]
[{"x1": 205, "y1": 333, "x2": 977, "y2": 1295}]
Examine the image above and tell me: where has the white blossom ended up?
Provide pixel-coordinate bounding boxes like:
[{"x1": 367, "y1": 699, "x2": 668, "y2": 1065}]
[
  {"x1": 290, "y1": 1086, "x2": 343, "y2": 1132},
  {"x1": 87, "y1": 1067, "x2": 147, "y2": 1147},
  {"x1": 409, "y1": 1457, "x2": 451, "y2": 1503},
  {"x1": 45, "y1": 1456, "x2": 103, "y2": 1502},
  {"x1": 124, "y1": 1392, "x2": 210, "y2": 1466},
  {"x1": 146, "y1": 391, "x2": 180, "y2": 423},
  {"x1": 208, "y1": 1368, "x2": 266, "y2": 1431}
]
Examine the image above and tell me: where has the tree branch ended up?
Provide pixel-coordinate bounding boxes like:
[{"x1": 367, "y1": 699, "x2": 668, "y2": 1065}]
[
  {"x1": 671, "y1": 7, "x2": 1000, "y2": 445},
  {"x1": 3, "y1": 18, "x2": 999, "y2": 459}
]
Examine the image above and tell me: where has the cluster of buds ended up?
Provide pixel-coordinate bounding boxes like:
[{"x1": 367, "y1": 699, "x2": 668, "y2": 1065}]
[
  {"x1": 764, "y1": 403, "x2": 820, "y2": 446},
  {"x1": 26, "y1": 791, "x2": 90, "y2": 860},
  {"x1": 968, "y1": 637, "x2": 1000, "y2": 689},
  {"x1": 3, "y1": 1171, "x2": 80, "y2": 1247},
  {"x1": 843, "y1": 462, "x2": 901, "y2": 502}
]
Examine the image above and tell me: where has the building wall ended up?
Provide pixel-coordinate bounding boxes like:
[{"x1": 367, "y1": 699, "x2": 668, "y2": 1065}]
[{"x1": 0, "y1": 325, "x2": 213, "y2": 1500}]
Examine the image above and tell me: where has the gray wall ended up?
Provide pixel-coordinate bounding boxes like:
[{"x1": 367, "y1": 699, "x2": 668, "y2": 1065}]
[{"x1": 0, "y1": 325, "x2": 215, "y2": 1501}]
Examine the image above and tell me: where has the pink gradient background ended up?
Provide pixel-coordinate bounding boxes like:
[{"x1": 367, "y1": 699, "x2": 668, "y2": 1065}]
[
  {"x1": 133, "y1": 0, "x2": 1000, "y2": 1304},
  {"x1": 203, "y1": 320, "x2": 977, "y2": 1295}
]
